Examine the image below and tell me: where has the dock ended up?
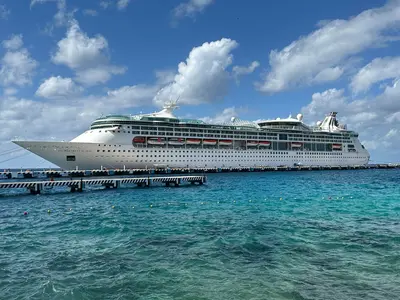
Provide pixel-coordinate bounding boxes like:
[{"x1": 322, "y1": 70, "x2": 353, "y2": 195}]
[
  {"x1": 0, "y1": 175, "x2": 206, "y2": 195},
  {"x1": 1, "y1": 163, "x2": 399, "y2": 180}
]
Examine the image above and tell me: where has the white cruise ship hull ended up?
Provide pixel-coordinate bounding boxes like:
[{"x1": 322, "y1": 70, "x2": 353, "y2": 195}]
[{"x1": 13, "y1": 140, "x2": 369, "y2": 170}]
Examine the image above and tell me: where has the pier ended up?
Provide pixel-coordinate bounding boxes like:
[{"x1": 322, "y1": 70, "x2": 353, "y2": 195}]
[
  {"x1": 0, "y1": 175, "x2": 206, "y2": 195},
  {"x1": 0, "y1": 163, "x2": 399, "y2": 180}
]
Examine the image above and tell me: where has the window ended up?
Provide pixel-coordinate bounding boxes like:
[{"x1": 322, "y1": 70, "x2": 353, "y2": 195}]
[{"x1": 66, "y1": 155, "x2": 76, "y2": 161}]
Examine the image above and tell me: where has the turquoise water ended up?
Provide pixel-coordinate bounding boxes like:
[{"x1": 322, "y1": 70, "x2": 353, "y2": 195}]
[{"x1": 1, "y1": 169, "x2": 399, "y2": 300}]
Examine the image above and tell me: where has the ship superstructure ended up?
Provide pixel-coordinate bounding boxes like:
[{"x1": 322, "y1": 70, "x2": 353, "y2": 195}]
[{"x1": 13, "y1": 104, "x2": 370, "y2": 170}]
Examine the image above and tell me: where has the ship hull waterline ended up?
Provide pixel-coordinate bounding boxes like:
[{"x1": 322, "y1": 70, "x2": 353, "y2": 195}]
[{"x1": 12, "y1": 140, "x2": 369, "y2": 170}]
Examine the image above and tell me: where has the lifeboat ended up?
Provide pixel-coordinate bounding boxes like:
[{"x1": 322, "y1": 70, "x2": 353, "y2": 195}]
[
  {"x1": 258, "y1": 141, "x2": 271, "y2": 147},
  {"x1": 332, "y1": 143, "x2": 342, "y2": 150},
  {"x1": 133, "y1": 136, "x2": 145, "y2": 143},
  {"x1": 246, "y1": 141, "x2": 258, "y2": 147},
  {"x1": 168, "y1": 138, "x2": 185, "y2": 146},
  {"x1": 147, "y1": 137, "x2": 166, "y2": 145},
  {"x1": 291, "y1": 142, "x2": 302, "y2": 148},
  {"x1": 186, "y1": 138, "x2": 201, "y2": 145},
  {"x1": 203, "y1": 139, "x2": 217, "y2": 146},
  {"x1": 219, "y1": 140, "x2": 232, "y2": 146}
]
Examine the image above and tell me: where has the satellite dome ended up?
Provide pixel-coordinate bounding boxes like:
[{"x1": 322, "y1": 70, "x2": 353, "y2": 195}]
[
  {"x1": 296, "y1": 113, "x2": 303, "y2": 121},
  {"x1": 230, "y1": 117, "x2": 236, "y2": 122},
  {"x1": 316, "y1": 121, "x2": 322, "y2": 126}
]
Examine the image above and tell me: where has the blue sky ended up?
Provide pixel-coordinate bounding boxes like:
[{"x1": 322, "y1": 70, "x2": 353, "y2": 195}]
[{"x1": 0, "y1": 0, "x2": 399, "y2": 168}]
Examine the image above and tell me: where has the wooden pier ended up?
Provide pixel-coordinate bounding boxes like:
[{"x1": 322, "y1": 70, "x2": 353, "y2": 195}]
[{"x1": 0, "y1": 175, "x2": 206, "y2": 195}]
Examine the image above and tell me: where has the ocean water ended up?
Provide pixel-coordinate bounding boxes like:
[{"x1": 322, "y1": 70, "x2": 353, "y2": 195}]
[{"x1": 0, "y1": 169, "x2": 399, "y2": 300}]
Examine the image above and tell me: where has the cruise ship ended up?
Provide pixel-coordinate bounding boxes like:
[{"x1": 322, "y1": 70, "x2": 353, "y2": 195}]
[{"x1": 13, "y1": 103, "x2": 370, "y2": 170}]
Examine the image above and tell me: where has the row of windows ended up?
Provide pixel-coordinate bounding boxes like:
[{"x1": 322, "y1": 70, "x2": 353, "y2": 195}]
[
  {"x1": 95, "y1": 148, "x2": 349, "y2": 155},
  {"x1": 92, "y1": 156, "x2": 367, "y2": 162},
  {"x1": 88, "y1": 127, "x2": 354, "y2": 140}
]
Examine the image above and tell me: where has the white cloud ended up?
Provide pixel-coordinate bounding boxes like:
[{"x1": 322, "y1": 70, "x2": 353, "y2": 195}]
[
  {"x1": 3, "y1": 88, "x2": 18, "y2": 96},
  {"x1": 31, "y1": 0, "x2": 68, "y2": 24},
  {"x1": 98, "y1": 0, "x2": 130, "y2": 11},
  {"x1": 117, "y1": 0, "x2": 130, "y2": 10},
  {"x1": 387, "y1": 111, "x2": 400, "y2": 123},
  {"x1": 301, "y1": 83, "x2": 400, "y2": 162},
  {"x1": 0, "y1": 36, "x2": 38, "y2": 87},
  {"x1": 173, "y1": 0, "x2": 214, "y2": 19},
  {"x1": 83, "y1": 9, "x2": 98, "y2": 16},
  {"x1": 350, "y1": 56, "x2": 400, "y2": 93},
  {"x1": 52, "y1": 21, "x2": 108, "y2": 69},
  {"x1": 31, "y1": 0, "x2": 75, "y2": 36},
  {"x1": 232, "y1": 61, "x2": 260, "y2": 83},
  {"x1": 301, "y1": 88, "x2": 348, "y2": 117},
  {"x1": 105, "y1": 85, "x2": 158, "y2": 108},
  {"x1": 313, "y1": 67, "x2": 344, "y2": 83},
  {"x1": 384, "y1": 128, "x2": 398, "y2": 139},
  {"x1": 200, "y1": 107, "x2": 240, "y2": 124},
  {"x1": 0, "y1": 83, "x2": 158, "y2": 150},
  {"x1": 0, "y1": 95, "x2": 94, "y2": 145},
  {"x1": 0, "y1": 37, "x2": 241, "y2": 155},
  {"x1": 258, "y1": 0, "x2": 400, "y2": 93},
  {"x1": 2, "y1": 35, "x2": 23, "y2": 50},
  {"x1": 52, "y1": 20, "x2": 125, "y2": 85},
  {"x1": 35, "y1": 76, "x2": 83, "y2": 99},
  {"x1": 154, "y1": 70, "x2": 176, "y2": 86},
  {"x1": 99, "y1": 1, "x2": 112, "y2": 9},
  {"x1": 154, "y1": 38, "x2": 238, "y2": 106},
  {"x1": 0, "y1": 4, "x2": 10, "y2": 20},
  {"x1": 30, "y1": 0, "x2": 52, "y2": 7},
  {"x1": 75, "y1": 66, "x2": 126, "y2": 86}
]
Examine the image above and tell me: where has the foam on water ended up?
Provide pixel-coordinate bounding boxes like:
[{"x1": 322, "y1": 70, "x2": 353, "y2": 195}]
[{"x1": 0, "y1": 169, "x2": 399, "y2": 299}]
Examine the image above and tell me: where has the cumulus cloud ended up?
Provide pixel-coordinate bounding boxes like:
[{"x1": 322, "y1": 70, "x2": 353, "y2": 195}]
[
  {"x1": 105, "y1": 85, "x2": 159, "y2": 108},
  {"x1": 173, "y1": 0, "x2": 214, "y2": 19},
  {"x1": 75, "y1": 66, "x2": 126, "y2": 86},
  {"x1": 258, "y1": 0, "x2": 400, "y2": 93},
  {"x1": 52, "y1": 20, "x2": 125, "y2": 85},
  {"x1": 0, "y1": 4, "x2": 10, "y2": 20},
  {"x1": 200, "y1": 107, "x2": 241, "y2": 124},
  {"x1": 52, "y1": 21, "x2": 108, "y2": 69},
  {"x1": 0, "y1": 84, "x2": 157, "y2": 148},
  {"x1": 232, "y1": 61, "x2": 260, "y2": 83},
  {"x1": 154, "y1": 38, "x2": 238, "y2": 106},
  {"x1": 2, "y1": 35, "x2": 23, "y2": 50},
  {"x1": 0, "y1": 35, "x2": 38, "y2": 87},
  {"x1": 35, "y1": 76, "x2": 83, "y2": 99},
  {"x1": 301, "y1": 83, "x2": 400, "y2": 162},
  {"x1": 350, "y1": 56, "x2": 400, "y2": 93}
]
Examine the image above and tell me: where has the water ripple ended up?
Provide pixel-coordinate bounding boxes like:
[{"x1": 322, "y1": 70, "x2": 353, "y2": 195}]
[{"x1": 0, "y1": 170, "x2": 399, "y2": 299}]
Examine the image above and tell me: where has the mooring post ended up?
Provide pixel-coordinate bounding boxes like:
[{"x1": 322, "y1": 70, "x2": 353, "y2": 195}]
[
  {"x1": 114, "y1": 180, "x2": 119, "y2": 189},
  {"x1": 146, "y1": 176, "x2": 150, "y2": 187},
  {"x1": 78, "y1": 178, "x2": 84, "y2": 192},
  {"x1": 30, "y1": 183, "x2": 41, "y2": 195}
]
